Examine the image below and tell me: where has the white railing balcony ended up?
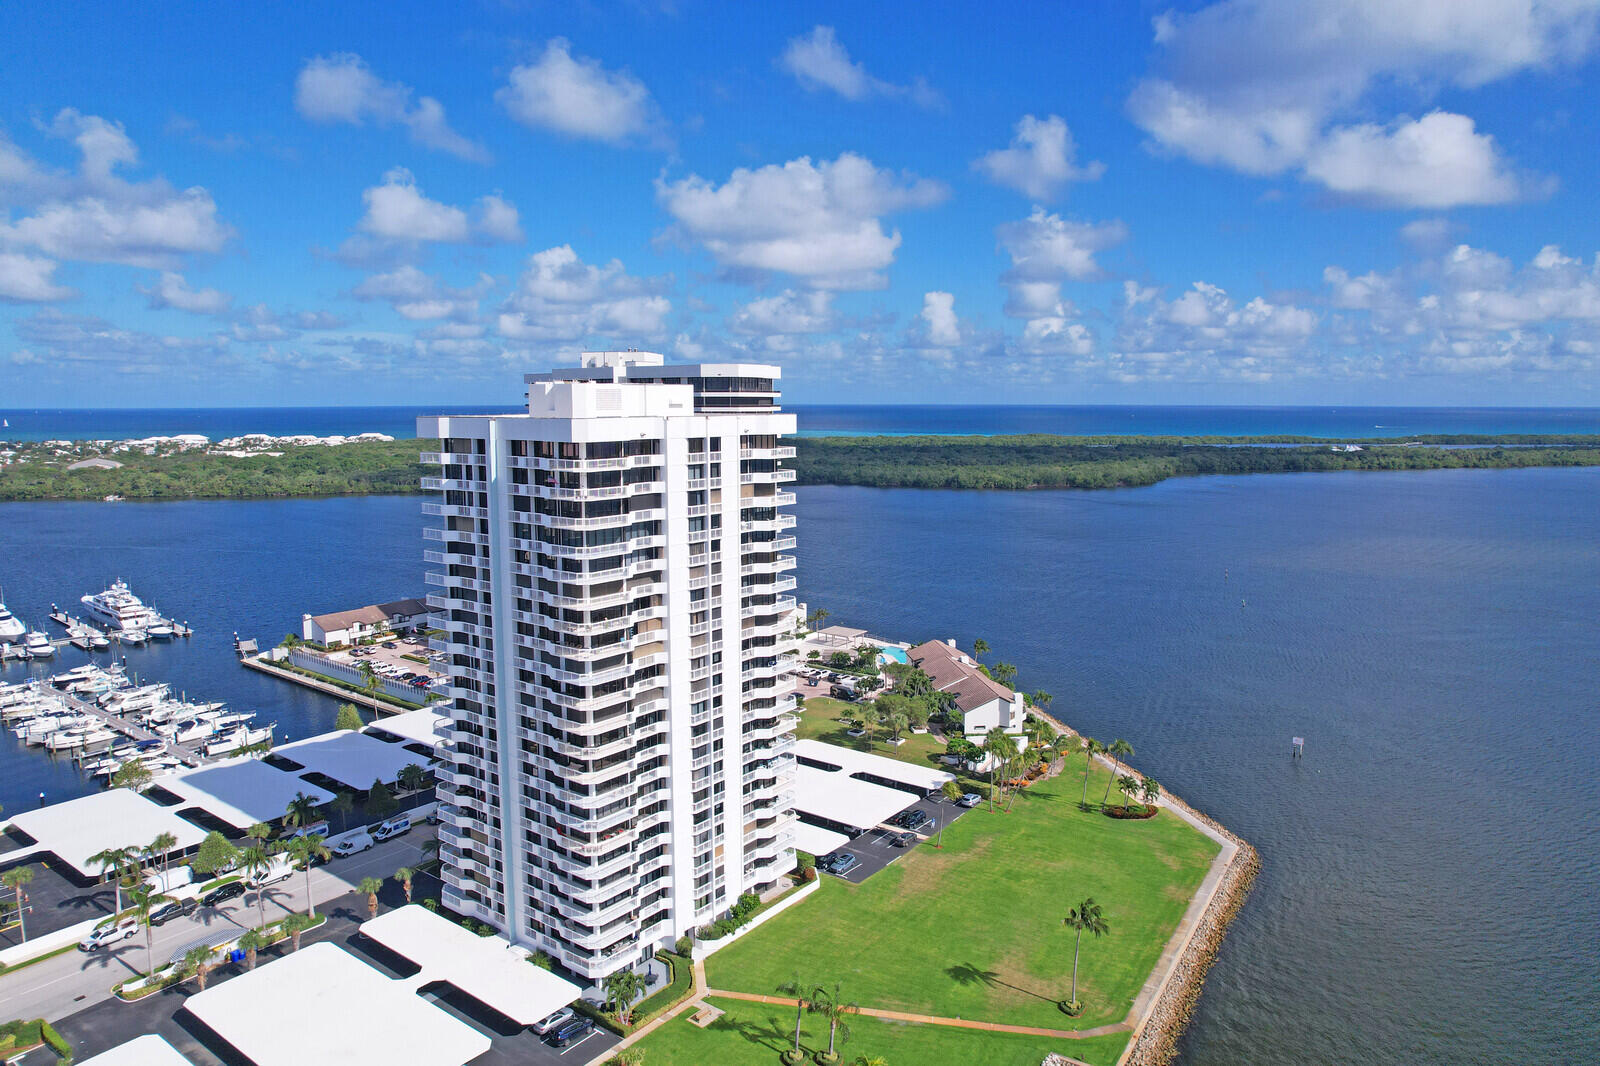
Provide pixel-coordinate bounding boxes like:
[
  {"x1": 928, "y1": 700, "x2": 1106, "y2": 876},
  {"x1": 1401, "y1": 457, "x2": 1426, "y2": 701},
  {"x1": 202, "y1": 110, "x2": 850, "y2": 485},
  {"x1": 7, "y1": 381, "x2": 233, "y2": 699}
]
[{"x1": 421, "y1": 451, "x2": 475, "y2": 465}]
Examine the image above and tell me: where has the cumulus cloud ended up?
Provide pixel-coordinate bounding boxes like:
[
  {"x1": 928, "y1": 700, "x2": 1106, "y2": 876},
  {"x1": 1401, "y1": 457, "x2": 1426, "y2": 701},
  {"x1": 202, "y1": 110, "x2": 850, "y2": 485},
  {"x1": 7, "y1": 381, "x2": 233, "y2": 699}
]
[
  {"x1": 13, "y1": 308, "x2": 229, "y2": 374},
  {"x1": 657, "y1": 153, "x2": 947, "y2": 290},
  {"x1": 731, "y1": 290, "x2": 836, "y2": 335},
  {"x1": 973, "y1": 115, "x2": 1104, "y2": 201},
  {"x1": 1127, "y1": 0, "x2": 1590, "y2": 205},
  {"x1": 0, "y1": 252, "x2": 73, "y2": 302},
  {"x1": 141, "y1": 271, "x2": 232, "y2": 314},
  {"x1": 778, "y1": 26, "x2": 939, "y2": 106},
  {"x1": 295, "y1": 54, "x2": 488, "y2": 163},
  {"x1": 352, "y1": 265, "x2": 492, "y2": 322},
  {"x1": 356, "y1": 168, "x2": 522, "y2": 245},
  {"x1": 497, "y1": 39, "x2": 664, "y2": 145},
  {"x1": 920, "y1": 291, "x2": 960, "y2": 346},
  {"x1": 497, "y1": 245, "x2": 670, "y2": 342},
  {"x1": 1111, "y1": 280, "x2": 1318, "y2": 382},
  {"x1": 0, "y1": 110, "x2": 232, "y2": 269}
]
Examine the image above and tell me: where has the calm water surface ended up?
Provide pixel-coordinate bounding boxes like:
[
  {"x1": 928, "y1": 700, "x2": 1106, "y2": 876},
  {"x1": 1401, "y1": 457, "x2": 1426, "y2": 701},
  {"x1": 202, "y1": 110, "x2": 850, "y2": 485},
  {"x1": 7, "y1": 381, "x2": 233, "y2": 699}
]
[{"x1": 1, "y1": 468, "x2": 1595, "y2": 1064}]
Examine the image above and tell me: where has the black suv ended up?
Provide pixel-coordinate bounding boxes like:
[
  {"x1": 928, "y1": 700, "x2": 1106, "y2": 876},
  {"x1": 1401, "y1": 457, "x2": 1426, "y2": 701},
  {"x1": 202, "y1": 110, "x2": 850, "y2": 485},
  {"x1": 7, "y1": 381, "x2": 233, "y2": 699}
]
[
  {"x1": 891, "y1": 810, "x2": 932, "y2": 832},
  {"x1": 149, "y1": 897, "x2": 199, "y2": 926},
  {"x1": 546, "y1": 1015, "x2": 595, "y2": 1048},
  {"x1": 202, "y1": 881, "x2": 247, "y2": 908}
]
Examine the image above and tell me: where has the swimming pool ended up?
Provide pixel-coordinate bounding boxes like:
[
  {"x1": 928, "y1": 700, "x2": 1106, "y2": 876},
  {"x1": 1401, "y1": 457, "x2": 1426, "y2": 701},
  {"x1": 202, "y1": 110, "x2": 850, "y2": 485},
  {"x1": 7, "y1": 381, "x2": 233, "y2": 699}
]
[{"x1": 878, "y1": 647, "x2": 909, "y2": 665}]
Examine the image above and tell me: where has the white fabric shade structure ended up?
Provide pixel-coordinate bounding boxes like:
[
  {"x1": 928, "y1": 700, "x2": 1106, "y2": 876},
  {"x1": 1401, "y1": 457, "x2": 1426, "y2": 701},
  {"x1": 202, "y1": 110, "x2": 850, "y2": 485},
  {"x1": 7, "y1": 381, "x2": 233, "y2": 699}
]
[
  {"x1": 185, "y1": 942, "x2": 491, "y2": 1066},
  {"x1": 4, "y1": 789, "x2": 208, "y2": 879},
  {"x1": 792, "y1": 821, "x2": 851, "y2": 858},
  {"x1": 794, "y1": 738, "x2": 956, "y2": 793},
  {"x1": 77, "y1": 1036, "x2": 194, "y2": 1066},
  {"x1": 364, "y1": 709, "x2": 449, "y2": 753},
  {"x1": 360, "y1": 904, "x2": 582, "y2": 1026},
  {"x1": 151, "y1": 757, "x2": 334, "y2": 830},
  {"x1": 792, "y1": 764, "x2": 918, "y2": 833},
  {"x1": 272, "y1": 729, "x2": 429, "y2": 790}
]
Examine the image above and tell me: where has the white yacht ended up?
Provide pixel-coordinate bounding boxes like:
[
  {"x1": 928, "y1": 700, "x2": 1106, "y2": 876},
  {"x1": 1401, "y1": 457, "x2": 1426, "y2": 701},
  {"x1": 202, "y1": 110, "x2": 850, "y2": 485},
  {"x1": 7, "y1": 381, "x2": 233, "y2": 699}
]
[
  {"x1": 23, "y1": 631, "x2": 53, "y2": 658},
  {"x1": 80, "y1": 580, "x2": 164, "y2": 632},
  {"x1": 0, "y1": 602, "x2": 25, "y2": 644}
]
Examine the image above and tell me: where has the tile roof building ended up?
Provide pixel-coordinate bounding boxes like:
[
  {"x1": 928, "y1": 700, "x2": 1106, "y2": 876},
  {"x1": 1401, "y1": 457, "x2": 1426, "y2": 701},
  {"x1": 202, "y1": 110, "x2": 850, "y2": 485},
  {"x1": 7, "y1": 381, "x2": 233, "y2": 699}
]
[{"x1": 907, "y1": 639, "x2": 1027, "y2": 742}]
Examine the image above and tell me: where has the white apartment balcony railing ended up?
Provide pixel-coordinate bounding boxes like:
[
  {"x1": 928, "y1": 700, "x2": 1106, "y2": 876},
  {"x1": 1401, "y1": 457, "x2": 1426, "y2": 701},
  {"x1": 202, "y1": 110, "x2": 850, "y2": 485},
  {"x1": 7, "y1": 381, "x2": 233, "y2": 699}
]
[
  {"x1": 421, "y1": 475, "x2": 482, "y2": 492},
  {"x1": 774, "y1": 491, "x2": 797, "y2": 505},
  {"x1": 686, "y1": 477, "x2": 722, "y2": 491},
  {"x1": 741, "y1": 596, "x2": 797, "y2": 618},
  {"x1": 540, "y1": 507, "x2": 665, "y2": 532},
  {"x1": 420, "y1": 450, "x2": 475, "y2": 465},
  {"x1": 423, "y1": 526, "x2": 490, "y2": 545},
  {"x1": 738, "y1": 446, "x2": 796, "y2": 459},
  {"x1": 740, "y1": 555, "x2": 797, "y2": 576},
  {"x1": 509, "y1": 453, "x2": 660, "y2": 473},
  {"x1": 532, "y1": 535, "x2": 666, "y2": 560},
  {"x1": 739, "y1": 468, "x2": 797, "y2": 484}
]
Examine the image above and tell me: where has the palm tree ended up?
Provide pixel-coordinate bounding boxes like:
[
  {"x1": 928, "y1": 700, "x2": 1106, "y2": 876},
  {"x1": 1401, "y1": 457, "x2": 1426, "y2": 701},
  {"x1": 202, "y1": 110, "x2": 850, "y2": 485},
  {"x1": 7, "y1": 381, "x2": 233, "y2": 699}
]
[
  {"x1": 3, "y1": 866, "x2": 34, "y2": 942},
  {"x1": 330, "y1": 792, "x2": 355, "y2": 832},
  {"x1": 358, "y1": 876, "x2": 384, "y2": 919},
  {"x1": 246, "y1": 822, "x2": 273, "y2": 849},
  {"x1": 286, "y1": 834, "x2": 330, "y2": 916},
  {"x1": 992, "y1": 662, "x2": 1018, "y2": 688},
  {"x1": 1031, "y1": 690, "x2": 1053, "y2": 713},
  {"x1": 397, "y1": 764, "x2": 427, "y2": 794},
  {"x1": 240, "y1": 845, "x2": 273, "y2": 928},
  {"x1": 1101, "y1": 739, "x2": 1133, "y2": 809},
  {"x1": 853, "y1": 1057, "x2": 888, "y2": 1066},
  {"x1": 281, "y1": 911, "x2": 315, "y2": 951},
  {"x1": 1078, "y1": 738, "x2": 1100, "y2": 809},
  {"x1": 127, "y1": 884, "x2": 164, "y2": 977},
  {"x1": 185, "y1": 946, "x2": 215, "y2": 990},
  {"x1": 393, "y1": 866, "x2": 415, "y2": 903},
  {"x1": 284, "y1": 792, "x2": 317, "y2": 830},
  {"x1": 1062, "y1": 898, "x2": 1110, "y2": 1014},
  {"x1": 1141, "y1": 777, "x2": 1161, "y2": 812},
  {"x1": 811, "y1": 983, "x2": 854, "y2": 1061},
  {"x1": 982, "y1": 728, "x2": 1019, "y2": 813},
  {"x1": 887, "y1": 712, "x2": 909, "y2": 743},
  {"x1": 776, "y1": 973, "x2": 814, "y2": 1058},
  {"x1": 89, "y1": 845, "x2": 137, "y2": 915},
  {"x1": 972, "y1": 638, "x2": 989, "y2": 658},
  {"x1": 1116, "y1": 774, "x2": 1138, "y2": 810},
  {"x1": 603, "y1": 969, "x2": 646, "y2": 1025},
  {"x1": 238, "y1": 928, "x2": 267, "y2": 971},
  {"x1": 146, "y1": 831, "x2": 178, "y2": 889}
]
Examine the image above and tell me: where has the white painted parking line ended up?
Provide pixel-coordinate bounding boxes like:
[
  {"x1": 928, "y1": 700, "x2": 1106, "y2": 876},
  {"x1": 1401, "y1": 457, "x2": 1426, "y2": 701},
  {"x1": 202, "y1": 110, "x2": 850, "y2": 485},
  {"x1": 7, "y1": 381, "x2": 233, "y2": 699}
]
[{"x1": 557, "y1": 1029, "x2": 598, "y2": 1055}]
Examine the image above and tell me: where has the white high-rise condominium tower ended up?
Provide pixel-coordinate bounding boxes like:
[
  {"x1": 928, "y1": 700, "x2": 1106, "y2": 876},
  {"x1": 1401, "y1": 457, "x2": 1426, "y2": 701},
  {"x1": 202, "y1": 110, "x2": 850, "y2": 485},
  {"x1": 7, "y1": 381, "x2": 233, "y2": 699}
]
[{"x1": 417, "y1": 352, "x2": 801, "y2": 980}]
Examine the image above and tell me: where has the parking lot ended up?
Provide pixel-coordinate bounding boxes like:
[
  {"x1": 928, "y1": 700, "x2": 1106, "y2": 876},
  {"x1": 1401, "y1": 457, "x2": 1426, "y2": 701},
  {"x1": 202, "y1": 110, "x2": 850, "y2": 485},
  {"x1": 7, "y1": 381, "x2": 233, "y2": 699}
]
[
  {"x1": 328, "y1": 635, "x2": 445, "y2": 692},
  {"x1": 818, "y1": 791, "x2": 976, "y2": 885}
]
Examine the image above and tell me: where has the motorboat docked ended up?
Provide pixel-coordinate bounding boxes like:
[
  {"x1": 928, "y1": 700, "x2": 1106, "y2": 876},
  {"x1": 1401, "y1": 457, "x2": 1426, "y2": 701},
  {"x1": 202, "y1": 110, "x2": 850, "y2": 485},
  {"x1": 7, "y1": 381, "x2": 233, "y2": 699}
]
[
  {"x1": 80, "y1": 580, "x2": 164, "y2": 632},
  {"x1": 23, "y1": 631, "x2": 54, "y2": 658},
  {"x1": 203, "y1": 723, "x2": 272, "y2": 757},
  {"x1": 120, "y1": 629, "x2": 148, "y2": 646},
  {"x1": 89, "y1": 633, "x2": 111, "y2": 650},
  {"x1": 0, "y1": 602, "x2": 25, "y2": 644}
]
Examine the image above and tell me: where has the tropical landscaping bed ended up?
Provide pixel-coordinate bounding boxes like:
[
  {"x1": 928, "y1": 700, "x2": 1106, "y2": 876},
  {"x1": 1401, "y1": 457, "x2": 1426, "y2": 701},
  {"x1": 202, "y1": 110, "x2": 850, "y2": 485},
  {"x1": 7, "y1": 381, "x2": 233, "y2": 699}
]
[{"x1": 698, "y1": 750, "x2": 1218, "y2": 1064}]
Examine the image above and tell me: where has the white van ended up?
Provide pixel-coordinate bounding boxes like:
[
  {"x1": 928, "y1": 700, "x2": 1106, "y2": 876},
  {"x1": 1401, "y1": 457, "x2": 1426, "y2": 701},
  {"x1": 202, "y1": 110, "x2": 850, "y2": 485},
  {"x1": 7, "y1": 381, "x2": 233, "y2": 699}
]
[
  {"x1": 332, "y1": 830, "x2": 374, "y2": 857},
  {"x1": 372, "y1": 815, "x2": 410, "y2": 841},
  {"x1": 282, "y1": 820, "x2": 329, "y2": 841},
  {"x1": 247, "y1": 854, "x2": 295, "y2": 889}
]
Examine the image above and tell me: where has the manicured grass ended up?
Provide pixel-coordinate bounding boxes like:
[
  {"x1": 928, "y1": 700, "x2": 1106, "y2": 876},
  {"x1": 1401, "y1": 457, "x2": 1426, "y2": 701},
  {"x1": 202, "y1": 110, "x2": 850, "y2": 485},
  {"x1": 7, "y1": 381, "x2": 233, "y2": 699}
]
[
  {"x1": 633, "y1": 996, "x2": 1128, "y2": 1066},
  {"x1": 706, "y1": 752, "x2": 1219, "y2": 1035},
  {"x1": 798, "y1": 697, "x2": 988, "y2": 791}
]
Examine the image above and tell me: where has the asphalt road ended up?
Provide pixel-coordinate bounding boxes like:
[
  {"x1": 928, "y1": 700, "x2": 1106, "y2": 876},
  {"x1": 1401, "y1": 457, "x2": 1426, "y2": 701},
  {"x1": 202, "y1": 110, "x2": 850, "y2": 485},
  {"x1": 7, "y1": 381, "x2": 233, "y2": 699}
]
[{"x1": 0, "y1": 828, "x2": 432, "y2": 1022}]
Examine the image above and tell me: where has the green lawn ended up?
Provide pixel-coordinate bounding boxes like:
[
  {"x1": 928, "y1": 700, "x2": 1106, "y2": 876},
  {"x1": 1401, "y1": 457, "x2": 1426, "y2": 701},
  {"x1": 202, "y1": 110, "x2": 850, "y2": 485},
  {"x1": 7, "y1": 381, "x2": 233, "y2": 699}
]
[
  {"x1": 798, "y1": 696, "x2": 989, "y2": 792},
  {"x1": 706, "y1": 751, "x2": 1219, "y2": 1039},
  {"x1": 633, "y1": 996, "x2": 1133, "y2": 1066}
]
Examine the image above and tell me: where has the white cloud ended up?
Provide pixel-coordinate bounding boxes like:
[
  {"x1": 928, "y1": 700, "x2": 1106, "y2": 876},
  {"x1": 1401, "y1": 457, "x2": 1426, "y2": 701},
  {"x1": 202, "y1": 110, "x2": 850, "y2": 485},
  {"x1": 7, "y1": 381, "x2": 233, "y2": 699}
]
[
  {"x1": 356, "y1": 168, "x2": 522, "y2": 244},
  {"x1": 141, "y1": 271, "x2": 231, "y2": 314},
  {"x1": 778, "y1": 26, "x2": 939, "y2": 106},
  {"x1": 1127, "y1": 0, "x2": 1592, "y2": 205},
  {"x1": 0, "y1": 110, "x2": 232, "y2": 269},
  {"x1": 498, "y1": 245, "x2": 670, "y2": 342},
  {"x1": 731, "y1": 290, "x2": 836, "y2": 335},
  {"x1": 1110, "y1": 280, "x2": 1318, "y2": 382},
  {"x1": 0, "y1": 253, "x2": 73, "y2": 302},
  {"x1": 352, "y1": 265, "x2": 491, "y2": 322},
  {"x1": 13, "y1": 309, "x2": 229, "y2": 374},
  {"x1": 294, "y1": 54, "x2": 488, "y2": 163},
  {"x1": 973, "y1": 115, "x2": 1104, "y2": 201},
  {"x1": 920, "y1": 291, "x2": 960, "y2": 346},
  {"x1": 657, "y1": 152, "x2": 947, "y2": 290},
  {"x1": 497, "y1": 39, "x2": 664, "y2": 145},
  {"x1": 997, "y1": 208, "x2": 1128, "y2": 285}
]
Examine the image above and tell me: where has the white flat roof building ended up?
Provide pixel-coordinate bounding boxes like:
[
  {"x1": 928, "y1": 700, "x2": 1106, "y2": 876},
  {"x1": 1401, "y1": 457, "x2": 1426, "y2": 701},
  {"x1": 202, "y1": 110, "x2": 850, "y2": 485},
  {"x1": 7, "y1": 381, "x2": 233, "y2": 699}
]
[
  {"x1": 360, "y1": 904, "x2": 582, "y2": 1025},
  {"x1": 793, "y1": 765, "x2": 917, "y2": 834},
  {"x1": 793, "y1": 738, "x2": 955, "y2": 794},
  {"x1": 418, "y1": 353, "x2": 801, "y2": 980},
  {"x1": 184, "y1": 942, "x2": 491, "y2": 1066},
  {"x1": 273, "y1": 730, "x2": 430, "y2": 790},
  {"x1": 5, "y1": 789, "x2": 208, "y2": 879},
  {"x1": 153, "y1": 758, "x2": 334, "y2": 830},
  {"x1": 792, "y1": 822, "x2": 851, "y2": 858},
  {"x1": 365, "y1": 708, "x2": 450, "y2": 753},
  {"x1": 76, "y1": 1035, "x2": 193, "y2": 1066}
]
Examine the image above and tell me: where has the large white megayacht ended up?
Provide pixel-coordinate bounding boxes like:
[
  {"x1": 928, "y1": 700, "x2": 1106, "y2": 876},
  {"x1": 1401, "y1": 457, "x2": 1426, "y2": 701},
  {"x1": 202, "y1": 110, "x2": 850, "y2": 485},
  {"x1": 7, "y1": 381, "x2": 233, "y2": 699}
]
[
  {"x1": 0, "y1": 600, "x2": 26, "y2": 643},
  {"x1": 80, "y1": 579, "x2": 174, "y2": 637},
  {"x1": 418, "y1": 352, "x2": 802, "y2": 981}
]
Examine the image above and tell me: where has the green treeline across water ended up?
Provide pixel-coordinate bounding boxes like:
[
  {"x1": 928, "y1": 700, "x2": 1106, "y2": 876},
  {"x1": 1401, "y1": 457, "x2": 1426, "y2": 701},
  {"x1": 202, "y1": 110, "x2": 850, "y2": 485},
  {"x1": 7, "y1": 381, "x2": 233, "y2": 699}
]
[{"x1": 2, "y1": 434, "x2": 1598, "y2": 501}]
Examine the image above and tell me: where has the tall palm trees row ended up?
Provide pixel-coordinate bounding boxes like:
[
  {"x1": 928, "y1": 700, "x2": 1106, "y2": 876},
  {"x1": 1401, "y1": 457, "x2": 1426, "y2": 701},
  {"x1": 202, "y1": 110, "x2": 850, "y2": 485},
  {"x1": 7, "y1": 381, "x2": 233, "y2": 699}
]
[{"x1": 777, "y1": 976, "x2": 857, "y2": 1063}]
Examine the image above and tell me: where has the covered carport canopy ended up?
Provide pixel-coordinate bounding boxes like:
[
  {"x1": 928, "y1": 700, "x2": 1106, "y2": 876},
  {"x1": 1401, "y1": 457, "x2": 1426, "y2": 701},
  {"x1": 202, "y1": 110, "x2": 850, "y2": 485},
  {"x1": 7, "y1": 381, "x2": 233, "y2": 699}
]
[
  {"x1": 77, "y1": 1035, "x2": 194, "y2": 1066},
  {"x1": 4, "y1": 789, "x2": 208, "y2": 879},
  {"x1": 794, "y1": 739, "x2": 955, "y2": 793},
  {"x1": 360, "y1": 904, "x2": 582, "y2": 1026},
  {"x1": 793, "y1": 821, "x2": 851, "y2": 858},
  {"x1": 365, "y1": 708, "x2": 449, "y2": 754},
  {"x1": 151, "y1": 757, "x2": 334, "y2": 830},
  {"x1": 793, "y1": 764, "x2": 917, "y2": 834},
  {"x1": 185, "y1": 942, "x2": 491, "y2": 1066},
  {"x1": 272, "y1": 729, "x2": 429, "y2": 790}
]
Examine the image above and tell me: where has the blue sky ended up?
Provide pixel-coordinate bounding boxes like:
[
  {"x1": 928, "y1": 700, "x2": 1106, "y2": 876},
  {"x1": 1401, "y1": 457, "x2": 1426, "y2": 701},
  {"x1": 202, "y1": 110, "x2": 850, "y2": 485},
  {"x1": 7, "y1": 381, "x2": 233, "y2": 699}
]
[{"x1": 3, "y1": 0, "x2": 1600, "y2": 407}]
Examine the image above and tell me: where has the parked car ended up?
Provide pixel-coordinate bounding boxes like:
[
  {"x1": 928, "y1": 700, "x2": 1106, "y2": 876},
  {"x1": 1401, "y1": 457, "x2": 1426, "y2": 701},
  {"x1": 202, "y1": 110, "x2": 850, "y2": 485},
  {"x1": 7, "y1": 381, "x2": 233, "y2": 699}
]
[
  {"x1": 545, "y1": 1015, "x2": 595, "y2": 1048},
  {"x1": 333, "y1": 831, "x2": 375, "y2": 856},
  {"x1": 372, "y1": 815, "x2": 411, "y2": 842},
  {"x1": 892, "y1": 810, "x2": 932, "y2": 832},
  {"x1": 149, "y1": 897, "x2": 199, "y2": 926},
  {"x1": 821, "y1": 851, "x2": 859, "y2": 876},
  {"x1": 282, "y1": 820, "x2": 330, "y2": 841},
  {"x1": 959, "y1": 792, "x2": 982, "y2": 808},
  {"x1": 530, "y1": 1006, "x2": 574, "y2": 1036},
  {"x1": 888, "y1": 830, "x2": 916, "y2": 848},
  {"x1": 382, "y1": 641, "x2": 399, "y2": 649},
  {"x1": 79, "y1": 916, "x2": 139, "y2": 951},
  {"x1": 202, "y1": 881, "x2": 247, "y2": 908}
]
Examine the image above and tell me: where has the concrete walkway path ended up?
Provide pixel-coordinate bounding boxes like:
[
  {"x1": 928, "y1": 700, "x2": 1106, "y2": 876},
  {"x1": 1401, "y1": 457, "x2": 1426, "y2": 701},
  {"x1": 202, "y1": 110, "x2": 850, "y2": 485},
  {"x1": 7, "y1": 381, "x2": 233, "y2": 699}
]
[{"x1": 703, "y1": 988, "x2": 1127, "y2": 1042}]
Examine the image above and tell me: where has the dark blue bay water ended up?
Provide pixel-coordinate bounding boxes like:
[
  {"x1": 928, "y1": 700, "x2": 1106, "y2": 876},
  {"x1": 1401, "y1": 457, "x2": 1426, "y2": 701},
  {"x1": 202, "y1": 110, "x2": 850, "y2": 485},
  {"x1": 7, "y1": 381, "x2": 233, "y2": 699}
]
[
  {"x1": 1, "y1": 468, "x2": 1596, "y2": 1064},
  {"x1": 4, "y1": 404, "x2": 1600, "y2": 442}
]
